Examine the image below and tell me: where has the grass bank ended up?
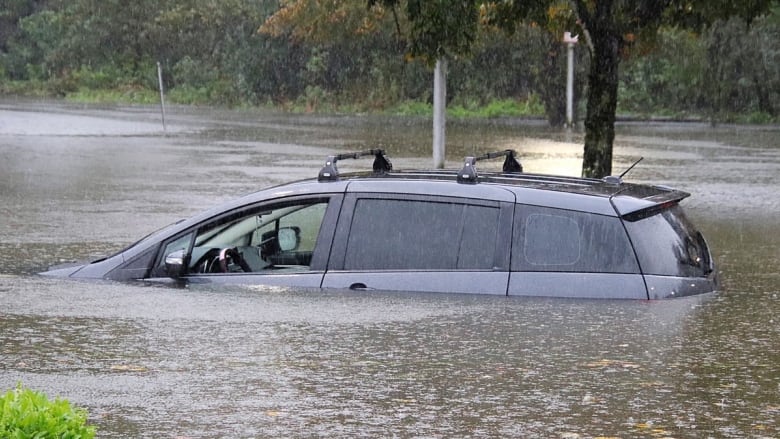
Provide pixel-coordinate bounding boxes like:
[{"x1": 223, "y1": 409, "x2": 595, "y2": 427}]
[{"x1": 2, "y1": 80, "x2": 777, "y2": 124}]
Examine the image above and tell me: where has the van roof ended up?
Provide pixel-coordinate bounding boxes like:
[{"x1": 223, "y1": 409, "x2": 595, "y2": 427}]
[{"x1": 314, "y1": 149, "x2": 691, "y2": 217}]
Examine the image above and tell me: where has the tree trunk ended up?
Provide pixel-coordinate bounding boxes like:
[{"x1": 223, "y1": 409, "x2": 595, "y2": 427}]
[
  {"x1": 574, "y1": 0, "x2": 621, "y2": 179},
  {"x1": 581, "y1": 28, "x2": 620, "y2": 178}
]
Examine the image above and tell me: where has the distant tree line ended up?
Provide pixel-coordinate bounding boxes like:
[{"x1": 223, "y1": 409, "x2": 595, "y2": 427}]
[{"x1": 1, "y1": 0, "x2": 778, "y2": 126}]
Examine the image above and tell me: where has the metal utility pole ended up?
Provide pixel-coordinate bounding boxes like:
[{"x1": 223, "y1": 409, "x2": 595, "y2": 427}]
[
  {"x1": 563, "y1": 32, "x2": 579, "y2": 128},
  {"x1": 157, "y1": 62, "x2": 167, "y2": 133},
  {"x1": 433, "y1": 58, "x2": 447, "y2": 169}
]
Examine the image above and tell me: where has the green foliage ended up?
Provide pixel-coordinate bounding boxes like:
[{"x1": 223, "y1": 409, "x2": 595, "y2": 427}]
[
  {"x1": 369, "y1": 0, "x2": 479, "y2": 62},
  {"x1": 404, "y1": 0, "x2": 480, "y2": 62},
  {"x1": 0, "y1": 383, "x2": 96, "y2": 439},
  {"x1": 388, "y1": 100, "x2": 432, "y2": 116},
  {"x1": 3, "y1": 9, "x2": 67, "y2": 81},
  {"x1": 0, "y1": 78, "x2": 50, "y2": 97},
  {"x1": 0, "y1": 0, "x2": 778, "y2": 124},
  {"x1": 68, "y1": 65, "x2": 126, "y2": 90},
  {"x1": 168, "y1": 85, "x2": 219, "y2": 106},
  {"x1": 388, "y1": 97, "x2": 544, "y2": 118},
  {"x1": 172, "y1": 57, "x2": 219, "y2": 89},
  {"x1": 66, "y1": 86, "x2": 160, "y2": 105},
  {"x1": 298, "y1": 85, "x2": 329, "y2": 111},
  {"x1": 619, "y1": 27, "x2": 706, "y2": 116},
  {"x1": 665, "y1": 0, "x2": 775, "y2": 29},
  {"x1": 701, "y1": 13, "x2": 780, "y2": 121},
  {"x1": 618, "y1": 5, "x2": 780, "y2": 124},
  {"x1": 449, "y1": 97, "x2": 545, "y2": 118},
  {"x1": 740, "y1": 111, "x2": 776, "y2": 124}
]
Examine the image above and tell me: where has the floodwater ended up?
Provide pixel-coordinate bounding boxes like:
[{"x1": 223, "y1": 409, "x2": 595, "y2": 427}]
[{"x1": 1, "y1": 99, "x2": 779, "y2": 438}]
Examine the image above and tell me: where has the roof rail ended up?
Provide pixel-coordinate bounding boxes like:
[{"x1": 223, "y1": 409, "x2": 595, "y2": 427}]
[
  {"x1": 318, "y1": 149, "x2": 393, "y2": 182},
  {"x1": 457, "y1": 149, "x2": 523, "y2": 184}
]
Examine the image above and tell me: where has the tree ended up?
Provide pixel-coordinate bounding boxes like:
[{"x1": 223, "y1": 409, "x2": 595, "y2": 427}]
[
  {"x1": 482, "y1": 1, "x2": 586, "y2": 127},
  {"x1": 542, "y1": 0, "x2": 774, "y2": 176},
  {"x1": 260, "y1": 0, "x2": 411, "y2": 106},
  {"x1": 0, "y1": 0, "x2": 49, "y2": 54},
  {"x1": 372, "y1": 1, "x2": 481, "y2": 167},
  {"x1": 367, "y1": 0, "x2": 479, "y2": 62},
  {"x1": 703, "y1": 12, "x2": 780, "y2": 121},
  {"x1": 265, "y1": 1, "x2": 479, "y2": 166},
  {"x1": 388, "y1": 0, "x2": 774, "y2": 177}
]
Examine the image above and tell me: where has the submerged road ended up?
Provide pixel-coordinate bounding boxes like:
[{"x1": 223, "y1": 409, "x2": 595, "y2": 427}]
[{"x1": 1, "y1": 99, "x2": 779, "y2": 438}]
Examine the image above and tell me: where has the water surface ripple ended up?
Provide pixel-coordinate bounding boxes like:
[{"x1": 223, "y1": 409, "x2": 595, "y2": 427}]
[{"x1": 1, "y1": 100, "x2": 778, "y2": 438}]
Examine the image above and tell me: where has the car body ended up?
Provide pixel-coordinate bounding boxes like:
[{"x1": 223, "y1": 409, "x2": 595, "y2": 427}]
[{"x1": 41, "y1": 150, "x2": 717, "y2": 299}]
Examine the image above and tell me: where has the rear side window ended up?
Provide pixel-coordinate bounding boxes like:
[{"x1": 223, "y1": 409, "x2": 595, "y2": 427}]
[
  {"x1": 512, "y1": 205, "x2": 639, "y2": 273},
  {"x1": 344, "y1": 199, "x2": 499, "y2": 270},
  {"x1": 623, "y1": 205, "x2": 711, "y2": 277}
]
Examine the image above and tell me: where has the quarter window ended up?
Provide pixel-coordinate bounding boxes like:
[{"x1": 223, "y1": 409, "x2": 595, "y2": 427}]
[
  {"x1": 512, "y1": 205, "x2": 639, "y2": 273},
  {"x1": 524, "y1": 214, "x2": 581, "y2": 266},
  {"x1": 344, "y1": 199, "x2": 499, "y2": 270}
]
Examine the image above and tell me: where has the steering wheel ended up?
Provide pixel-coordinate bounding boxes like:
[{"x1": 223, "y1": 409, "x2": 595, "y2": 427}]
[{"x1": 218, "y1": 247, "x2": 252, "y2": 273}]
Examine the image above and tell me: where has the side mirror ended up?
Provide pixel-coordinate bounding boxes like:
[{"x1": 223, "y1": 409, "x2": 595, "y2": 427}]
[
  {"x1": 164, "y1": 249, "x2": 186, "y2": 278},
  {"x1": 277, "y1": 227, "x2": 300, "y2": 252}
]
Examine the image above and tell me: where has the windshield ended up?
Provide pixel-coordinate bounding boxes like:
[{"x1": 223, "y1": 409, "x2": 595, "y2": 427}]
[{"x1": 100, "y1": 218, "x2": 186, "y2": 262}]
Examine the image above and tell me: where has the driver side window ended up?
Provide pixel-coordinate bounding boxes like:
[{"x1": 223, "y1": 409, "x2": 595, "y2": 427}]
[
  {"x1": 251, "y1": 203, "x2": 326, "y2": 252},
  {"x1": 189, "y1": 200, "x2": 328, "y2": 274}
]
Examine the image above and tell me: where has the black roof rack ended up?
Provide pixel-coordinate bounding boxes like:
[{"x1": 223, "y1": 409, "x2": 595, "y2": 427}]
[
  {"x1": 318, "y1": 149, "x2": 392, "y2": 182},
  {"x1": 457, "y1": 149, "x2": 523, "y2": 184}
]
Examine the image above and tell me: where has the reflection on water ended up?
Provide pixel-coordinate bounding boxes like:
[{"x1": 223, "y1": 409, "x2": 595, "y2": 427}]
[{"x1": 0, "y1": 100, "x2": 778, "y2": 437}]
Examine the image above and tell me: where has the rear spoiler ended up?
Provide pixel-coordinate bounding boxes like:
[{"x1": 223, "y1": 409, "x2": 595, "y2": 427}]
[{"x1": 610, "y1": 186, "x2": 690, "y2": 221}]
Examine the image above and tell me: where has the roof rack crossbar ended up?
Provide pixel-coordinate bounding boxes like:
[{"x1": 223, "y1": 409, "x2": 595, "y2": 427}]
[
  {"x1": 318, "y1": 149, "x2": 392, "y2": 182},
  {"x1": 457, "y1": 149, "x2": 523, "y2": 184}
]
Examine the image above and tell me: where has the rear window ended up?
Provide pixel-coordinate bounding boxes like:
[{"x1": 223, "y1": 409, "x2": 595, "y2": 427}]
[
  {"x1": 623, "y1": 204, "x2": 711, "y2": 277},
  {"x1": 511, "y1": 205, "x2": 639, "y2": 273},
  {"x1": 344, "y1": 199, "x2": 499, "y2": 270}
]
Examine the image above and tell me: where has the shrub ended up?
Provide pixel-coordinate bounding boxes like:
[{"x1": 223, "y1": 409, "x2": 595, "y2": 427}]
[
  {"x1": 449, "y1": 97, "x2": 546, "y2": 118},
  {"x1": 741, "y1": 111, "x2": 776, "y2": 124},
  {"x1": 0, "y1": 383, "x2": 96, "y2": 439}
]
